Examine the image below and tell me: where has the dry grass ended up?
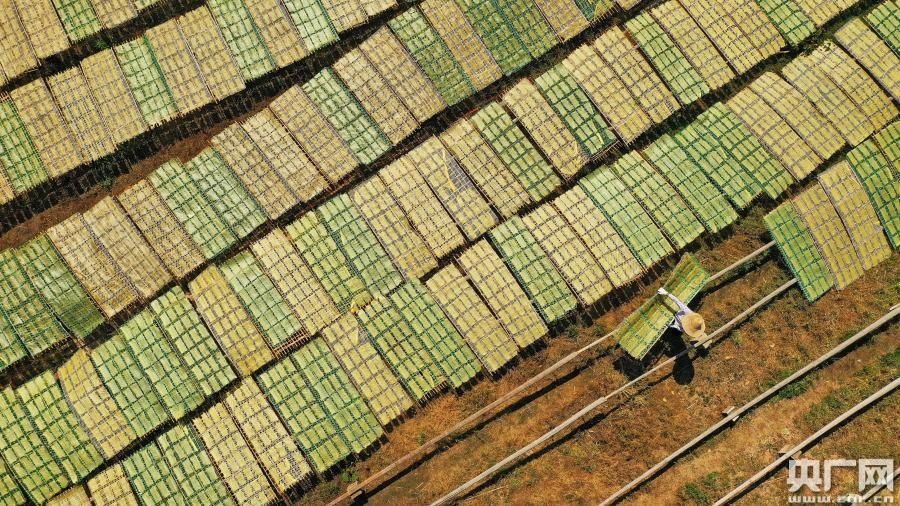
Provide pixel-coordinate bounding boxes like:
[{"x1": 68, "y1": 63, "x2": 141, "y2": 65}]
[{"x1": 295, "y1": 204, "x2": 897, "y2": 505}]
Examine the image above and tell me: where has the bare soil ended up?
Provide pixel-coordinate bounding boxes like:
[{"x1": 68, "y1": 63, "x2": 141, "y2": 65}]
[
  {"x1": 299, "y1": 210, "x2": 899, "y2": 505},
  {"x1": 632, "y1": 317, "x2": 899, "y2": 505},
  {"x1": 0, "y1": 98, "x2": 273, "y2": 251}
]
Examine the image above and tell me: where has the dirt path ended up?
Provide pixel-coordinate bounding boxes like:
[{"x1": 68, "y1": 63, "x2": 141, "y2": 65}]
[
  {"x1": 297, "y1": 211, "x2": 899, "y2": 505},
  {"x1": 740, "y1": 394, "x2": 900, "y2": 505},
  {"x1": 628, "y1": 317, "x2": 899, "y2": 505},
  {"x1": 0, "y1": 99, "x2": 271, "y2": 251}
]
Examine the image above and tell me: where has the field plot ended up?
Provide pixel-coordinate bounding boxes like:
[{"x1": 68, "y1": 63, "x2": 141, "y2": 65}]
[
  {"x1": 300, "y1": 219, "x2": 898, "y2": 506},
  {"x1": 0, "y1": 0, "x2": 897, "y2": 505}
]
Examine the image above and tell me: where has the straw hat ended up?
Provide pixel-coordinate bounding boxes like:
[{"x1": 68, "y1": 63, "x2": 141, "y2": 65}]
[{"x1": 681, "y1": 312, "x2": 707, "y2": 339}]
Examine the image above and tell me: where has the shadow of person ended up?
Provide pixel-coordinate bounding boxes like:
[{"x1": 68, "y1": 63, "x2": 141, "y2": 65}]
[{"x1": 661, "y1": 331, "x2": 695, "y2": 385}]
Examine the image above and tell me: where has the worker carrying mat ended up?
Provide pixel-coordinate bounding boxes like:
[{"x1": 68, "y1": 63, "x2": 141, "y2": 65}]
[{"x1": 616, "y1": 254, "x2": 710, "y2": 360}]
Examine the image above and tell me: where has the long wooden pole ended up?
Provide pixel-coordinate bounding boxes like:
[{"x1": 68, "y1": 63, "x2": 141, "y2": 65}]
[
  {"x1": 706, "y1": 241, "x2": 774, "y2": 284},
  {"x1": 601, "y1": 304, "x2": 900, "y2": 504},
  {"x1": 714, "y1": 376, "x2": 900, "y2": 505},
  {"x1": 327, "y1": 246, "x2": 775, "y2": 505},
  {"x1": 430, "y1": 278, "x2": 797, "y2": 505},
  {"x1": 329, "y1": 333, "x2": 614, "y2": 505}
]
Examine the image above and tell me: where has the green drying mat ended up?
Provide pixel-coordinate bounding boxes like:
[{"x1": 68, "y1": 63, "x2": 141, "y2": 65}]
[
  {"x1": 17, "y1": 372, "x2": 102, "y2": 482},
  {"x1": 292, "y1": 339, "x2": 383, "y2": 452},
  {"x1": 702, "y1": 103, "x2": 793, "y2": 199},
  {"x1": 0, "y1": 309, "x2": 25, "y2": 372},
  {"x1": 455, "y1": 0, "x2": 530, "y2": 74},
  {"x1": 873, "y1": 121, "x2": 899, "y2": 178},
  {"x1": 150, "y1": 160, "x2": 237, "y2": 260},
  {"x1": 573, "y1": 0, "x2": 614, "y2": 20},
  {"x1": 534, "y1": 64, "x2": 615, "y2": 158},
  {"x1": 764, "y1": 202, "x2": 834, "y2": 301},
  {"x1": 186, "y1": 149, "x2": 266, "y2": 242},
  {"x1": 123, "y1": 443, "x2": 186, "y2": 505},
  {"x1": 257, "y1": 354, "x2": 351, "y2": 473},
  {"x1": 318, "y1": 194, "x2": 403, "y2": 297},
  {"x1": 0, "y1": 388, "x2": 68, "y2": 503},
  {"x1": 696, "y1": 103, "x2": 789, "y2": 199},
  {"x1": 390, "y1": 280, "x2": 482, "y2": 388},
  {"x1": 53, "y1": 0, "x2": 102, "y2": 41},
  {"x1": 754, "y1": 0, "x2": 816, "y2": 46},
  {"x1": 579, "y1": 168, "x2": 673, "y2": 269},
  {"x1": 285, "y1": 213, "x2": 371, "y2": 313},
  {"x1": 673, "y1": 120, "x2": 760, "y2": 209},
  {"x1": 17, "y1": 235, "x2": 103, "y2": 340},
  {"x1": 207, "y1": 0, "x2": 276, "y2": 80},
  {"x1": 91, "y1": 334, "x2": 170, "y2": 438},
  {"x1": 490, "y1": 216, "x2": 578, "y2": 324},
  {"x1": 388, "y1": 7, "x2": 473, "y2": 106},
  {"x1": 120, "y1": 310, "x2": 203, "y2": 420},
  {"x1": 494, "y1": 0, "x2": 556, "y2": 59},
  {"x1": 472, "y1": 103, "x2": 561, "y2": 201},
  {"x1": 282, "y1": 0, "x2": 339, "y2": 52},
  {"x1": 157, "y1": 424, "x2": 232, "y2": 504},
  {"x1": 617, "y1": 254, "x2": 709, "y2": 359},
  {"x1": 611, "y1": 152, "x2": 703, "y2": 250},
  {"x1": 302, "y1": 68, "x2": 391, "y2": 165},
  {"x1": 150, "y1": 287, "x2": 237, "y2": 398},
  {"x1": 625, "y1": 13, "x2": 709, "y2": 104},
  {"x1": 359, "y1": 296, "x2": 445, "y2": 400},
  {"x1": 847, "y1": 139, "x2": 899, "y2": 249},
  {"x1": 116, "y1": 37, "x2": 179, "y2": 126},
  {"x1": 867, "y1": 1, "x2": 899, "y2": 54},
  {"x1": 220, "y1": 251, "x2": 303, "y2": 350},
  {"x1": 644, "y1": 134, "x2": 738, "y2": 233},
  {"x1": 0, "y1": 248, "x2": 67, "y2": 357}
]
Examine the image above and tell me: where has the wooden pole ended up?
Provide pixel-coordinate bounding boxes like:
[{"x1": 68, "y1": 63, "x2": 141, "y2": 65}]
[
  {"x1": 601, "y1": 304, "x2": 900, "y2": 504},
  {"x1": 714, "y1": 376, "x2": 900, "y2": 505},
  {"x1": 327, "y1": 245, "x2": 776, "y2": 505},
  {"x1": 430, "y1": 278, "x2": 798, "y2": 505}
]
